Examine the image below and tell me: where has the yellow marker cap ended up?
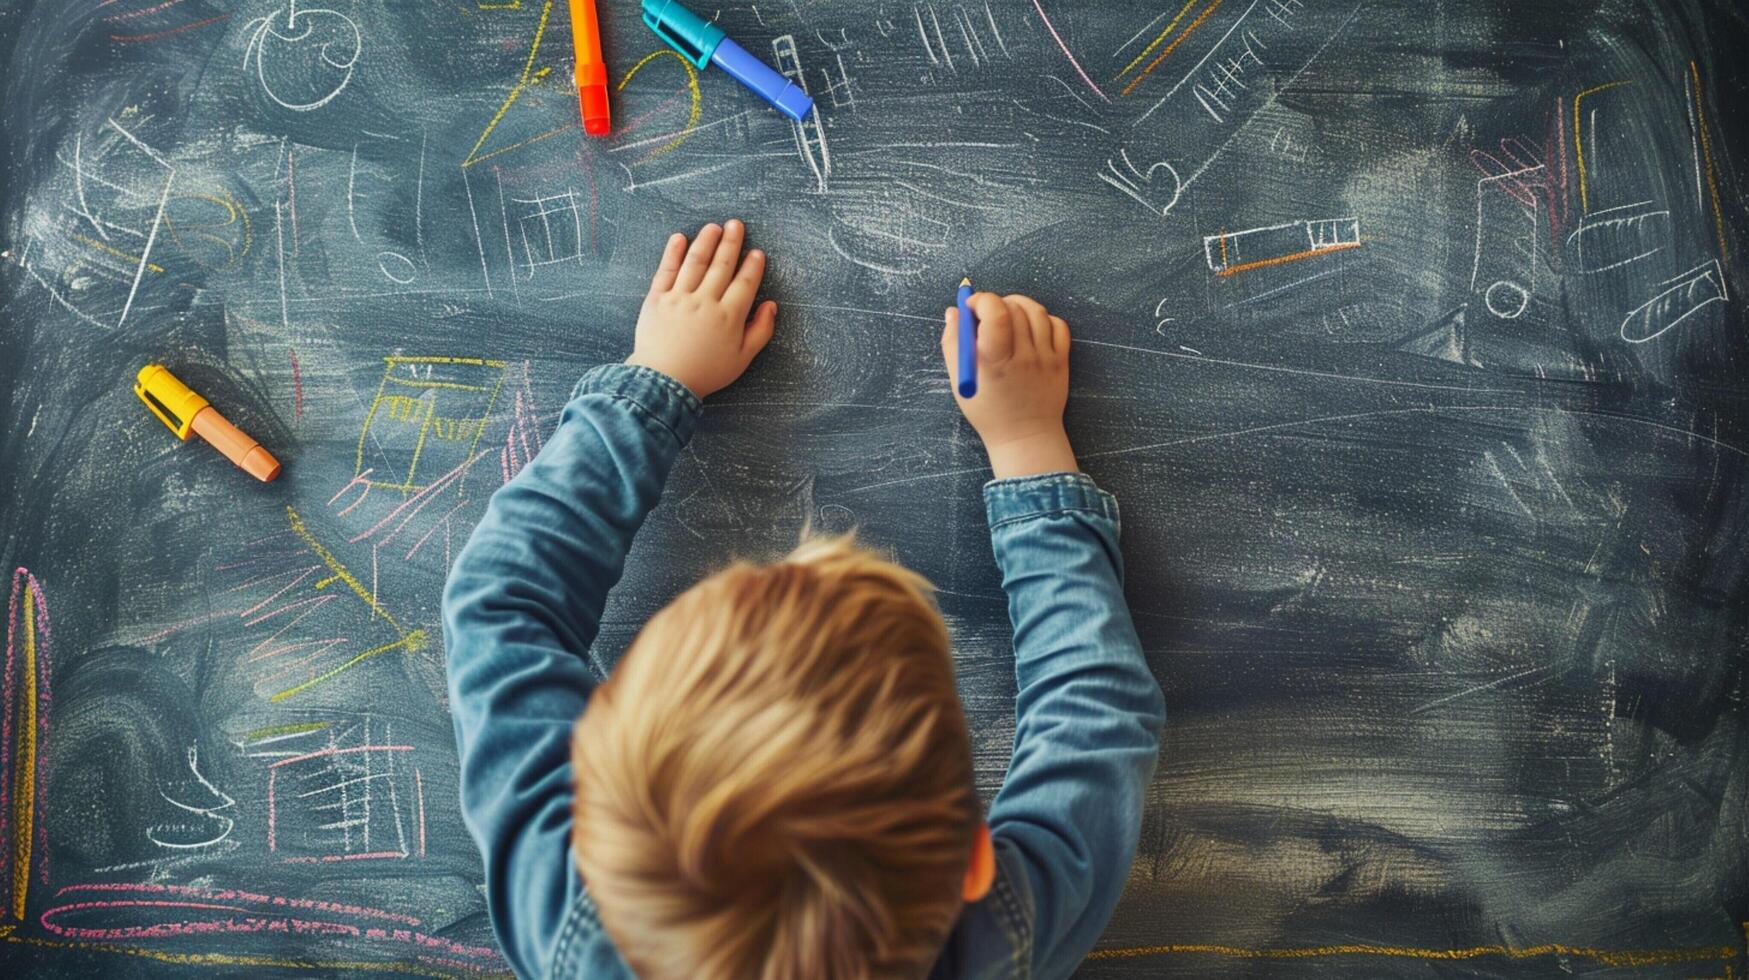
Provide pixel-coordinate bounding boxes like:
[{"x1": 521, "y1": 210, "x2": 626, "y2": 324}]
[{"x1": 135, "y1": 364, "x2": 211, "y2": 441}]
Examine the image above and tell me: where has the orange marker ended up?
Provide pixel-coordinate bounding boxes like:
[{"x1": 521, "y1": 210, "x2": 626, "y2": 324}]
[
  {"x1": 135, "y1": 364, "x2": 281, "y2": 482},
  {"x1": 570, "y1": 0, "x2": 611, "y2": 135}
]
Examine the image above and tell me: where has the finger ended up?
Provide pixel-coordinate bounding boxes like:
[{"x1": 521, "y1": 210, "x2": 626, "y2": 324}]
[
  {"x1": 675, "y1": 222, "x2": 722, "y2": 291},
  {"x1": 1050, "y1": 316, "x2": 1070, "y2": 357},
  {"x1": 722, "y1": 246, "x2": 767, "y2": 317},
  {"x1": 942, "y1": 306, "x2": 960, "y2": 391},
  {"x1": 648, "y1": 233, "x2": 688, "y2": 293},
  {"x1": 742, "y1": 299, "x2": 778, "y2": 358},
  {"x1": 970, "y1": 292, "x2": 1013, "y2": 363},
  {"x1": 702, "y1": 219, "x2": 746, "y2": 298},
  {"x1": 1005, "y1": 294, "x2": 1052, "y2": 356}
]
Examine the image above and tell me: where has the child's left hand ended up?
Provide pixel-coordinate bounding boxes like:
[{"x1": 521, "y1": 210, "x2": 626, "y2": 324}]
[{"x1": 626, "y1": 219, "x2": 778, "y2": 398}]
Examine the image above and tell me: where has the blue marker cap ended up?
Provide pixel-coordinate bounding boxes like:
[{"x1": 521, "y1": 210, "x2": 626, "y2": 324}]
[{"x1": 710, "y1": 38, "x2": 814, "y2": 122}]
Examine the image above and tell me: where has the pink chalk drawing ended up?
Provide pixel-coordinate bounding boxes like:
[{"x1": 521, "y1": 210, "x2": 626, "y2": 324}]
[
  {"x1": 38, "y1": 882, "x2": 502, "y2": 966},
  {"x1": 3, "y1": 567, "x2": 54, "y2": 921}
]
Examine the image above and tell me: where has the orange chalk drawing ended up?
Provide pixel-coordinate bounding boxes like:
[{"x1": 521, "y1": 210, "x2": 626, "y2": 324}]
[
  {"x1": 1121, "y1": 0, "x2": 1225, "y2": 97},
  {"x1": 1690, "y1": 61, "x2": 1729, "y2": 262},
  {"x1": 1217, "y1": 241, "x2": 1361, "y2": 277},
  {"x1": 1117, "y1": 0, "x2": 1201, "y2": 80}
]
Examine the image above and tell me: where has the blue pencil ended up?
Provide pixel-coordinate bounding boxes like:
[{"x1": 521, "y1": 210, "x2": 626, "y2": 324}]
[{"x1": 957, "y1": 277, "x2": 978, "y2": 398}]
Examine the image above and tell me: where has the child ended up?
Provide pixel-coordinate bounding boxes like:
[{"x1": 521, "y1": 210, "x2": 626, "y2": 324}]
[{"x1": 444, "y1": 220, "x2": 1164, "y2": 979}]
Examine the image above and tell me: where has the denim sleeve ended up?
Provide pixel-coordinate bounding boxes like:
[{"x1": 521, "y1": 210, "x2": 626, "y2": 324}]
[
  {"x1": 441, "y1": 363, "x2": 700, "y2": 979},
  {"x1": 982, "y1": 473, "x2": 1166, "y2": 980}
]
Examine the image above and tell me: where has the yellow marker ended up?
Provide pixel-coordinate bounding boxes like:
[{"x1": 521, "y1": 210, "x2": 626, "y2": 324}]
[{"x1": 135, "y1": 365, "x2": 281, "y2": 482}]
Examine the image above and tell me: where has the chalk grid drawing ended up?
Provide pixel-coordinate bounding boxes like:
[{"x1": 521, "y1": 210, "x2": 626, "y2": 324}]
[
  {"x1": 243, "y1": 1, "x2": 363, "y2": 113},
  {"x1": 2, "y1": 569, "x2": 53, "y2": 922},
  {"x1": 1204, "y1": 217, "x2": 1361, "y2": 277},
  {"x1": 264, "y1": 718, "x2": 423, "y2": 863},
  {"x1": 12, "y1": 119, "x2": 175, "y2": 332},
  {"x1": 355, "y1": 357, "x2": 507, "y2": 494}
]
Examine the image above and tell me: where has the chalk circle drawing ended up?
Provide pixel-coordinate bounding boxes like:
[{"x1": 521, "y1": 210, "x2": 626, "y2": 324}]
[
  {"x1": 376, "y1": 251, "x2": 417, "y2": 284},
  {"x1": 243, "y1": 2, "x2": 362, "y2": 113},
  {"x1": 1485, "y1": 280, "x2": 1529, "y2": 319},
  {"x1": 1619, "y1": 260, "x2": 1728, "y2": 344}
]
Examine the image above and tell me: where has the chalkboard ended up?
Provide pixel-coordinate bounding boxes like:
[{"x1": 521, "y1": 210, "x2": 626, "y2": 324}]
[{"x1": 2, "y1": 0, "x2": 1745, "y2": 976}]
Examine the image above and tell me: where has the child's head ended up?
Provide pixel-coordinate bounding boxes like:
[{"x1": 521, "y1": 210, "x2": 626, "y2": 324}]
[{"x1": 572, "y1": 536, "x2": 991, "y2": 980}]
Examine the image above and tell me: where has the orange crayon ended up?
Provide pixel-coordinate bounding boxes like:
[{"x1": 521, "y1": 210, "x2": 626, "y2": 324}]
[
  {"x1": 135, "y1": 364, "x2": 281, "y2": 482},
  {"x1": 570, "y1": 0, "x2": 611, "y2": 135}
]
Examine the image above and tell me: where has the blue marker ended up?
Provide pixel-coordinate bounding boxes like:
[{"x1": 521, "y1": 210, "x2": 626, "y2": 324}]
[
  {"x1": 957, "y1": 277, "x2": 977, "y2": 398},
  {"x1": 641, "y1": 0, "x2": 814, "y2": 122}
]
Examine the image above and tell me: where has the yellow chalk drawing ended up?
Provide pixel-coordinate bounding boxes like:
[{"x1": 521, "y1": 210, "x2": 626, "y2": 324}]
[
  {"x1": 72, "y1": 234, "x2": 164, "y2": 274},
  {"x1": 286, "y1": 506, "x2": 408, "y2": 634},
  {"x1": 243, "y1": 720, "x2": 331, "y2": 741},
  {"x1": 465, "y1": 124, "x2": 573, "y2": 169},
  {"x1": 1086, "y1": 941, "x2": 1737, "y2": 969},
  {"x1": 463, "y1": 0, "x2": 558, "y2": 168},
  {"x1": 269, "y1": 632, "x2": 425, "y2": 703},
  {"x1": 356, "y1": 357, "x2": 506, "y2": 494},
  {"x1": 9, "y1": 580, "x2": 37, "y2": 921},
  {"x1": 162, "y1": 190, "x2": 253, "y2": 272},
  {"x1": 1116, "y1": 0, "x2": 1200, "y2": 79},
  {"x1": 0, "y1": 926, "x2": 511, "y2": 979},
  {"x1": 1572, "y1": 80, "x2": 1631, "y2": 214},
  {"x1": 617, "y1": 48, "x2": 703, "y2": 161}
]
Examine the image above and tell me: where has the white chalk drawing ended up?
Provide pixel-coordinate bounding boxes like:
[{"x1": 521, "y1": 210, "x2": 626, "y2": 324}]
[
  {"x1": 1100, "y1": 149, "x2": 1181, "y2": 218},
  {"x1": 244, "y1": 2, "x2": 363, "y2": 113},
  {"x1": 147, "y1": 745, "x2": 236, "y2": 851},
  {"x1": 1619, "y1": 261, "x2": 1728, "y2": 344},
  {"x1": 1203, "y1": 217, "x2": 1360, "y2": 274},
  {"x1": 1566, "y1": 200, "x2": 1668, "y2": 275},
  {"x1": 771, "y1": 35, "x2": 832, "y2": 194},
  {"x1": 1470, "y1": 165, "x2": 1541, "y2": 319}
]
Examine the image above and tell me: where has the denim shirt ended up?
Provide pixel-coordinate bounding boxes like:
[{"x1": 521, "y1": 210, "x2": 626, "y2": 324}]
[{"x1": 443, "y1": 365, "x2": 1165, "y2": 980}]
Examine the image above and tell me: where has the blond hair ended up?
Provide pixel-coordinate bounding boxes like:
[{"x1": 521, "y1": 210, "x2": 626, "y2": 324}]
[{"x1": 571, "y1": 535, "x2": 978, "y2": 980}]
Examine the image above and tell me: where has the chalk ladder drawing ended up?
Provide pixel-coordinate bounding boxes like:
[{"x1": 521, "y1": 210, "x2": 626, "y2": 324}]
[
  {"x1": 1203, "y1": 217, "x2": 1360, "y2": 277},
  {"x1": 1619, "y1": 260, "x2": 1728, "y2": 344},
  {"x1": 243, "y1": 2, "x2": 362, "y2": 113},
  {"x1": 771, "y1": 35, "x2": 831, "y2": 194},
  {"x1": 2, "y1": 568, "x2": 53, "y2": 922},
  {"x1": 355, "y1": 356, "x2": 508, "y2": 494}
]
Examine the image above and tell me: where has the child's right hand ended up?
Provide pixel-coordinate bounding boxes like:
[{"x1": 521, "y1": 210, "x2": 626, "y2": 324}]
[
  {"x1": 626, "y1": 219, "x2": 778, "y2": 398},
  {"x1": 942, "y1": 293, "x2": 1079, "y2": 480}
]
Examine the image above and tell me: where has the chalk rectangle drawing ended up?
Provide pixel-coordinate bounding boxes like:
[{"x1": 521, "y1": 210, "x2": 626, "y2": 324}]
[
  {"x1": 355, "y1": 357, "x2": 507, "y2": 493},
  {"x1": 1204, "y1": 217, "x2": 1361, "y2": 276}
]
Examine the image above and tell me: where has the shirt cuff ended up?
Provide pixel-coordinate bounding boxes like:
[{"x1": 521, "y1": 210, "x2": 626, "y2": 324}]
[
  {"x1": 984, "y1": 472, "x2": 1120, "y2": 531},
  {"x1": 571, "y1": 364, "x2": 703, "y2": 445}
]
